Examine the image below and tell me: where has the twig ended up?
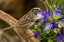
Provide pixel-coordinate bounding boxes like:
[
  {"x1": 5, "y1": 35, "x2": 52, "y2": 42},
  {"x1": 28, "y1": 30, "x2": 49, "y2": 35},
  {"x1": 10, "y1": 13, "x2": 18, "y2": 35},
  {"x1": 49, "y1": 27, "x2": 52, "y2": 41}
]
[
  {"x1": 41, "y1": 1, "x2": 48, "y2": 10},
  {"x1": 45, "y1": 0, "x2": 54, "y2": 12}
]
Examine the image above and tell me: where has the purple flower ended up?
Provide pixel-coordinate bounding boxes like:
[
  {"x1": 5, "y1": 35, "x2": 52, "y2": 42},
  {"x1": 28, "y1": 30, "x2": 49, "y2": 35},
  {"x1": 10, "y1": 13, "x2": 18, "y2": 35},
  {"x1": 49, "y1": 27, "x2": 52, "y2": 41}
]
[
  {"x1": 43, "y1": 16, "x2": 49, "y2": 21},
  {"x1": 38, "y1": 11, "x2": 49, "y2": 25},
  {"x1": 58, "y1": 21, "x2": 63, "y2": 28},
  {"x1": 57, "y1": 34, "x2": 64, "y2": 42},
  {"x1": 38, "y1": 10, "x2": 52, "y2": 25},
  {"x1": 53, "y1": 7, "x2": 62, "y2": 19},
  {"x1": 34, "y1": 32, "x2": 41, "y2": 38},
  {"x1": 56, "y1": 7, "x2": 62, "y2": 14},
  {"x1": 44, "y1": 23, "x2": 52, "y2": 33},
  {"x1": 61, "y1": 19, "x2": 64, "y2": 23},
  {"x1": 38, "y1": 16, "x2": 49, "y2": 25},
  {"x1": 54, "y1": 28, "x2": 60, "y2": 33},
  {"x1": 45, "y1": 10, "x2": 53, "y2": 17},
  {"x1": 36, "y1": 12, "x2": 44, "y2": 20},
  {"x1": 47, "y1": 10, "x2": 53, "y2": 20},
  {"x1": 51, "y1": 22, "x2": 58, "y2": 28},
  {"x1": 43, "y1": 10, "x2": 53, "y2": 20},
  {"x1": 58, "y1": 19, "x2": 64, "y2": 28},
  {"x1": 51, "y1": 22, "x2": 60, "y2": 33},
  {"x1": 44, "y1": 23, "x2": 52, "y2": 30}
]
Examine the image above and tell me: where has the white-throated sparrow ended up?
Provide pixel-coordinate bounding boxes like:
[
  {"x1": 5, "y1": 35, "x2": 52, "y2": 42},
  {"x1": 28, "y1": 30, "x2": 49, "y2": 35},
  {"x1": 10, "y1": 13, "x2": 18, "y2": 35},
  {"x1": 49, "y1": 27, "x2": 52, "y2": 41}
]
[
  {"x1": 2, "y1": 7, "x2": 42, "y2": 31},
  {"x1": 18, "y1": 7, "x2": 42, "y2": 29}
]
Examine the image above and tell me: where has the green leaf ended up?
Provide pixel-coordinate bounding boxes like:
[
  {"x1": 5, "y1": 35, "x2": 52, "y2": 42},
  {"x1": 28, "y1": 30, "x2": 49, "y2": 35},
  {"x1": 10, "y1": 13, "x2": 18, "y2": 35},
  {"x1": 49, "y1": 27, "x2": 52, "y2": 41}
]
[{"x1": 48, "y1": 39, "x2": 53, "y2": 42}]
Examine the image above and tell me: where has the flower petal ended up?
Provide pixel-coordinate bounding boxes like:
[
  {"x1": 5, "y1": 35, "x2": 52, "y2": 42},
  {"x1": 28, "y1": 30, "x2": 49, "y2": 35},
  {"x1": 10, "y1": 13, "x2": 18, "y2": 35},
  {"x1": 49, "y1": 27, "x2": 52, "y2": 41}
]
[{"x1": 34, "y1": 32, "x2": 41, "y2": 38}]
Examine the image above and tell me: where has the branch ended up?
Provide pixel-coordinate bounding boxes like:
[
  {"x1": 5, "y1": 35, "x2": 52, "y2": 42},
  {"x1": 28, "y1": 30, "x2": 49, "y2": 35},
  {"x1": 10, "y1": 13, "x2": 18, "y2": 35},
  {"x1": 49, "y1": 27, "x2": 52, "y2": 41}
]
[
  {"x1": 0, "y1": 10, "x2": 40, "y2": 42},
  {"x1": 0, "y1": 10, "x2": 27, "y2": 42}
]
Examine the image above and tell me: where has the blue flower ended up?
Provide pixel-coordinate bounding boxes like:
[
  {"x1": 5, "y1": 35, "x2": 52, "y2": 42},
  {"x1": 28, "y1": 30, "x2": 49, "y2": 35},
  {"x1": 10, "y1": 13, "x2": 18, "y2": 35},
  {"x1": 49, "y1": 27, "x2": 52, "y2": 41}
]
[
  {"x1": 43, "y1": 10, "x2": 53, "y2": 20},
  {"x1": 37, "y1": 12, "x2": 44, "y2": 22},
  {"x1": 34, "y1": 32, "x2": 41, "y2": 38},
  {"x1": 36, "y1": 12, "x2": 44, "y2": 19},
  {"x1": 38, "y1": 16, "x2": 49, "y2": 25},
  {"x1": 38, "y1": 10, "x2": 52, "y2": 25},
  {"x1": 58, "y1": 19, "x2": 64, "y2": 28},
  {"x1": 51, "y1": 22, "x2": 58, "y2": 28},
  {"x1": 57, "y1": 34, "x2": 64, "y2": 42},
  {"x1": 54, "y1": 28, "x2": 60, "y2": 33},
  {"x1": 45, "y1": 10, "x2": 50, "y2": 16},
  {"x1": 51, "y1": 22, "x2": 59, "y2": 33},
  {"x1": 44, "y1": 23, "x2": 52, "y2": 33},
  {"x1": 61, "y1": 19, "x2": 64, "y2": 23},
  {"x1": 38, "y1": 11, "x2": 49, "y2": 25},
  {"x1": 53, "y1": 7, "x2": 62, "y2": 19},
  {"x1": 58, "y1": 21, "x2": 63, "y2": 28},
  {"x1": 44, "y1": 10, "x2": 53, "y2": 20}
]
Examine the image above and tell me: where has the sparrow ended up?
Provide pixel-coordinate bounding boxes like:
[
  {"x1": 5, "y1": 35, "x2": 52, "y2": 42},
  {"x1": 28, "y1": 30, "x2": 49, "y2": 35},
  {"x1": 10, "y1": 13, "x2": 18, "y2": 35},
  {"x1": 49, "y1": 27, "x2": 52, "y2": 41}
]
[
  {"x1": 1, "y1": 7, "x2": 42, "y2": 31},
  {"x1": 0, "y1": 7, "x2": 42, "y2": 42},
  {"x1": 18, "y1": 7, "x2": 42, "y2": 29}
]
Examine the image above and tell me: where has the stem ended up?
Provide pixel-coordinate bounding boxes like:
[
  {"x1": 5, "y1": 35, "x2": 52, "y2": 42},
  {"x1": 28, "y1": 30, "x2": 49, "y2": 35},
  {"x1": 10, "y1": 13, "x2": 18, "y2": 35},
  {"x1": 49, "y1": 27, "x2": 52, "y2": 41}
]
[
  {"x1": 2, "y1": 26, "x2": 13, "y2": 31},
  {"x1": 45, "y1": 0, "x2": 54, "y2": 12},
  {"x1": 42, "y1": 1, "x2": 48, "y2": 10}
]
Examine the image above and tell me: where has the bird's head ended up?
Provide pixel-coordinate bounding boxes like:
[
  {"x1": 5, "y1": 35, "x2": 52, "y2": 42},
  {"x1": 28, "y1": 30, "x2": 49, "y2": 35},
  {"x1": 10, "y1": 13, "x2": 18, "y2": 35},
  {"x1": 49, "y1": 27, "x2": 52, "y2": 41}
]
[
  {"x1": 31, "y1": 7, "x2": 42, "y2": 15},
  {"x1": 31, "y1": 7, "x2": 42, "y2": 20}
]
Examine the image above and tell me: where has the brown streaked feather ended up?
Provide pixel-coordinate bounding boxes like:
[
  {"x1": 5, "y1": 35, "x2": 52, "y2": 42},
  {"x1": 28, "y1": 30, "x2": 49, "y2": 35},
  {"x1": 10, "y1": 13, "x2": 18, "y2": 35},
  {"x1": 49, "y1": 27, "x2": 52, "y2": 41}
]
[
  {"x1": 18, "y1": 11, "x2": 36, "y2": 28},
  {"x1": 18, "y1": 11, "x2": 35, "y2": 24}
]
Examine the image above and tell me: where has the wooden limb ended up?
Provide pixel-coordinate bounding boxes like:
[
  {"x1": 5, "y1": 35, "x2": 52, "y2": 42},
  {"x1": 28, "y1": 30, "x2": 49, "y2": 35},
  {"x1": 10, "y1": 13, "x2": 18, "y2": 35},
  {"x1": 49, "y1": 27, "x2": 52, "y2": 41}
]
[
  {"x1": 0, "y1": 10, "x2": 27, "y2": 42},
  {"x1": 0, "y1": 10, "x2": 40, "y2": 42},
  {"x1": 16, "y1": 27, "x2": 40, "y2": 42},
  {"x1": 0, "y1": 10, "x2": 18, "y2": 25}
]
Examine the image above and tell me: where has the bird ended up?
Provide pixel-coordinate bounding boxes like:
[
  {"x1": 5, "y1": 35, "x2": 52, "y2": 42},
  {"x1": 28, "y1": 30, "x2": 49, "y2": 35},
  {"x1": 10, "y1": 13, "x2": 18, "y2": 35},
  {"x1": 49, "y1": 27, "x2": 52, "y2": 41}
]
[
  {"x1": 0, "y1": 7, "x2": 42, "y2": 42},
  {"x1": 18, "y1": 7, "x2": 42, "y2": 29},
  {"x1": 2, "y1": 7, "x2": 42, "y2": 31}
]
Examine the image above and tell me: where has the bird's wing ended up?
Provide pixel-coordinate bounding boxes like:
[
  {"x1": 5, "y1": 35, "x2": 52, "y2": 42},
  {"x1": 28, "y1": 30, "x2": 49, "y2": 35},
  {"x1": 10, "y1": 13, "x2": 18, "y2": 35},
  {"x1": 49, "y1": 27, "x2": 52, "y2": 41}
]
[{"x1": 18, "y1": 11, "x2": 36, "y2": 28}]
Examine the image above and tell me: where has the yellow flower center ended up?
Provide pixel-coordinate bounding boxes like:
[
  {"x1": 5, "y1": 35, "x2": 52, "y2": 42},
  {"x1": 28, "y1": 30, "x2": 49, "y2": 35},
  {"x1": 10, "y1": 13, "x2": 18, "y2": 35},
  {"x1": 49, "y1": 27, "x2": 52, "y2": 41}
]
[
  {"x1": 58, "y1": 24, "x2": 63, "y2": 28},
  {"x1": 48, "y1": 26, "x2": 50, "y2": 29},
  {"x1": 46, "y1": 29, "x2": 50, "y2": 34},
  {"x1": 36, "y1": 16, "x2": 39, "y2": 19},
  {"x1": 54, "y1": 15, "x2": 59, "y2": 19},
  {"x1": 60, "y1": 40, "x2": 63, "y2": 42},
  {"x1": 54, "y1": 29, "x2": 59, "y2": 33},
  {"x1": 46, "y1": 26, "x2": 50, "y2": 33}
]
